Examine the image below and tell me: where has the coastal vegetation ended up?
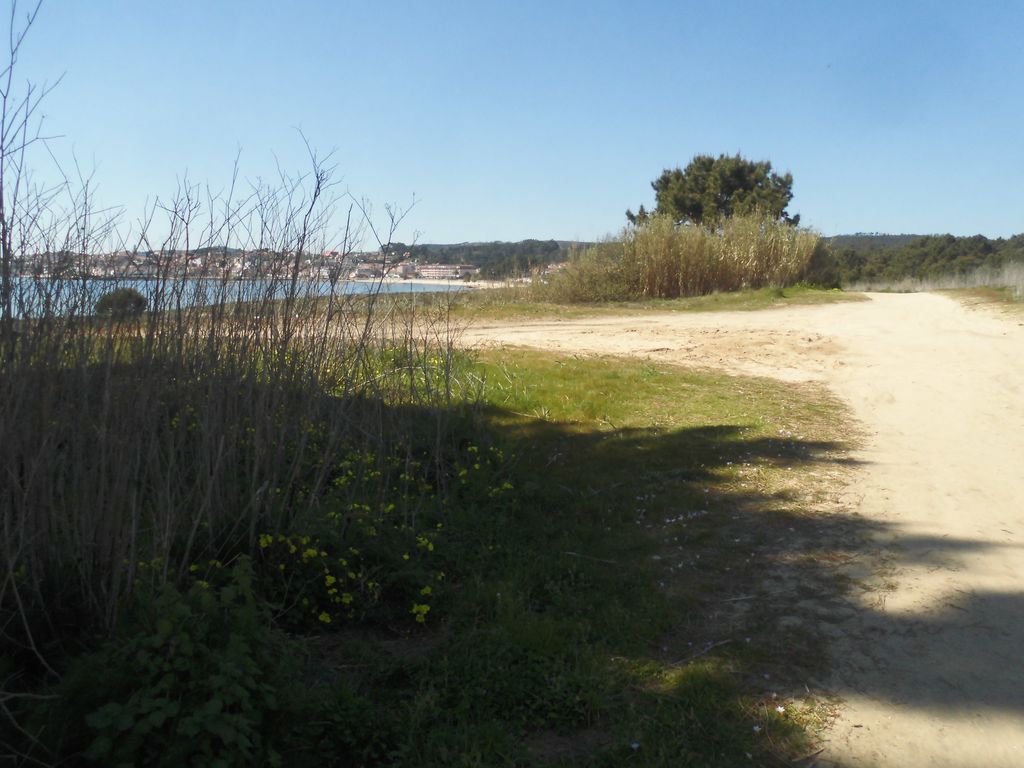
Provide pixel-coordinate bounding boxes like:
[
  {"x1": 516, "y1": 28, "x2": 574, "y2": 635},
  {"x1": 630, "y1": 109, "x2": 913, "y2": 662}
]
[
  {"x1": 0, "y1": 73, "x2": 849, "y2": 759},
  {"x1": 94, "y1": 286, "x2": 147, "y2": 317},
  {"x1": 1, "y1": 129, "x2": 847, "y2": 763},
  {"x1": 2, "y1": 288, "x2": 853, "y2": 764},
  {"x1": 446, "y1": 283, "x2": 862, "y2": 323},
  {"x1": 518, "y1": 156, "x2": 824, "y2": 305},
  {"x1": 815, "y1": 233, "x2": 1024, "y2": 297},
  {"x1": 1, "y1": 5, "x2": 1016, "y2": 764},
  {"x1": 535, "y1": 213, "x2": 823, "y2": 303},
  {"x1": 371, "y1": 228, "x2": 1024, "y2": 297},
  {"x1": 627, "y1": 154, "x2": 798, "y2": 227},
  {"x1": 387, "y1": 239, "x2": 580, "y2": 280}
]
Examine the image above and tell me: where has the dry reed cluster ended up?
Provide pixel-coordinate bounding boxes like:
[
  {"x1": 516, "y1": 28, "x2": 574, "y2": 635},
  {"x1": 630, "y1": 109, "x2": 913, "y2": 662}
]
[
  {"x1": 539, "y1": 213, "x2": 821, "y2": 302},
  {"x1": 0, "y1": 172, "x2": 468, "y2": 678}
]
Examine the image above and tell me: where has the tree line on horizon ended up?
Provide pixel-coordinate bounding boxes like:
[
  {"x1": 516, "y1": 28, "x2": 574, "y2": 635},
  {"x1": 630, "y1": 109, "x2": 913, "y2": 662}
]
[
  {"x1": 384, "y1": 225, "x2": 1023, "y2": 290},
  {"x1": 809, "y1": 232, "x2": 1024, "y2": 286},
  {"x1": 624, "y1": 154, "x2": 1024, "y2": 289},
  {"x1": 386, "y1": 239, "x2": 582, "y2": 278}
]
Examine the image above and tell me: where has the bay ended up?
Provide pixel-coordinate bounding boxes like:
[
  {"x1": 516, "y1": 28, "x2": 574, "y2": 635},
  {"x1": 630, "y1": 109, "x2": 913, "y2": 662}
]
[{"x1": 5, "y1": 276, "x2": 468, "y2": 319}]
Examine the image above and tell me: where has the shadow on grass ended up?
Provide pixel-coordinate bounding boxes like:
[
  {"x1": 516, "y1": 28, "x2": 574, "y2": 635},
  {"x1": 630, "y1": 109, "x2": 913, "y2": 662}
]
[
  {"x1": 8, "y1": 380, "x2": 1018, "y2": 766},
  {"x1": 460, "y1": 406, "x2": 1024, "y2": 765}
]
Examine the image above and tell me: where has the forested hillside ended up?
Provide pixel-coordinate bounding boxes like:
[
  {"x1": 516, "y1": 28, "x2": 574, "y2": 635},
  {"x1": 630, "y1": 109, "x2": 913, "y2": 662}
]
[
  {"x1": 380, "y1": 231, "x2": 1024, "y2": 286},
  {"x1": 814, "y1": 233, "x2": 1024, "y2": 286},
  {"x1": 387, "y1": 239, "x2": 582, "y2": 278},
  {"x1": 827, "y1": 234, "x2": 923, "y2": 251}
]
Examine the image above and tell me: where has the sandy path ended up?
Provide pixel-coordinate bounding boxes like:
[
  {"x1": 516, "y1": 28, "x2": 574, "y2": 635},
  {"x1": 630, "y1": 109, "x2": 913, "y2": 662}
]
[{"x1": 462, "y1": 293, "x2": 1024, "y2": 767}]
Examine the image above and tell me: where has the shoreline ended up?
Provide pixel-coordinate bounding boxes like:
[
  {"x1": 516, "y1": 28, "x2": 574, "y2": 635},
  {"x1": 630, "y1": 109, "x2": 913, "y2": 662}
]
[
  {"x1": 17, "y1": 274, "x2": 511, "y2": 290},
  {"x1": 349, "y1": 277, "x2": 509, "y2": 290}
]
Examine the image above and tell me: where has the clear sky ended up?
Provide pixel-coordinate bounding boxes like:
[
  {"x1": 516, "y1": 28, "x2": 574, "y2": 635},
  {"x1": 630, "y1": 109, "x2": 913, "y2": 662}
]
[{"x1": 14, "y1": 0, "x2": 1024, "y2": 245}]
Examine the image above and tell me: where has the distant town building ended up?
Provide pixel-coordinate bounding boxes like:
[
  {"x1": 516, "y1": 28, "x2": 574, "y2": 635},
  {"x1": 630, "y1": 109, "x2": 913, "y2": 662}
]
[
  {"x1": 395, "y1": 261, "x2": 418, "y2": 278},
  {"x1": 351, "y1": 262, "x2": 385, "y2": 279},
  {"x1": 416, "y1": 263, "x2": 479, "y2": 280}
]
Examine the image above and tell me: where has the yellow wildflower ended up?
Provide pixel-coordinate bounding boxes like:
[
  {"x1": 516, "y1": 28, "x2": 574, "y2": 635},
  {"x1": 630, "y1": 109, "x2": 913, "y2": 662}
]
[{"x1": 410, "y1": 603, "x2": 430, "y2": 623}]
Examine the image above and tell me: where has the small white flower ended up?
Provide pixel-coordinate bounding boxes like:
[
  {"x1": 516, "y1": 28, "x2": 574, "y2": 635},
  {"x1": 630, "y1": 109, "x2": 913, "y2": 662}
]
[
  {"x1": 752, "y1": 725, "x2": 762, "y2": 733},
  {"x1": 776, "y1": 705, "x2": 786, "y2": 714}
]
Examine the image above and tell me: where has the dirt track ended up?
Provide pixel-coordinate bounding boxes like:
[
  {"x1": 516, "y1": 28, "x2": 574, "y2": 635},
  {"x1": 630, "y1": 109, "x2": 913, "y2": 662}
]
[{"x1": 462, "y1": 293, "x2": 1024, "y2": 767}]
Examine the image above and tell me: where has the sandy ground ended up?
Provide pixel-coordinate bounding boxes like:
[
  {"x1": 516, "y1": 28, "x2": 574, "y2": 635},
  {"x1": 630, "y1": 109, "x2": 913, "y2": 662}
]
[{"x1": 461, "y1": 293, "x2": 1024, "y2": 768}]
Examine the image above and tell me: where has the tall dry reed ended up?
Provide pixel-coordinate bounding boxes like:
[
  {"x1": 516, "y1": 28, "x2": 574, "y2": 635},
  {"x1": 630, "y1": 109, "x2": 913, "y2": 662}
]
[
  {"x1": 0, "y1": 168, "x2": 467, "y2": 676},
  {"x1": 539, "y1": 213, "x2": 820, "y2": 302}
]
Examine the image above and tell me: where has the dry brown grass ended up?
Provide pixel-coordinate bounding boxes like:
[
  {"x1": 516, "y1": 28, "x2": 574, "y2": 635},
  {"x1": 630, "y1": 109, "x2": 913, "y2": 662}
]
[
  {"x1": 2, "y1": 279, "x2": 465, "y2": 647},
  {"x1": 536, "y1": 213, "x2": 822, "y2": 303},
  {"x1": 0, "y1": 159, "x2": 473, "y2": 682}
]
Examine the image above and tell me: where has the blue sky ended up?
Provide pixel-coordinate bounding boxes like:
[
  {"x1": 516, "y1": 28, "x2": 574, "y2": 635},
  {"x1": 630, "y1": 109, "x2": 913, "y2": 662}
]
[{"x1": 16, "y1": 0, "x2": 1024, "y2": 244}]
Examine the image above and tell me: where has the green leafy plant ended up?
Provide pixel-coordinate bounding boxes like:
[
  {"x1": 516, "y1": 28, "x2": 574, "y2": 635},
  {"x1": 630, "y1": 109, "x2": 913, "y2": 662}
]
[
  {"x1": 253, "y1": 440, "x2": 512, "y2": 632},
  {"x1": 59, "y1": 559, "x2": 296, "y2": 767}
]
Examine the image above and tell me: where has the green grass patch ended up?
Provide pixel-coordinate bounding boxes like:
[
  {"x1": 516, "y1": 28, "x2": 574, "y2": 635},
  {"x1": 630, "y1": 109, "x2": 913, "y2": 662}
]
[
  {"x1": 302, "y1": 349, "x2": 851, "y2": 766},
  {"x1": 444, "y1": 284, "x2": 864, "y2": 323},
  {"x1": 456, "y1": 349, "x2": 853, "y2": 765},
  {"x1": 12, "y1": 346, "x2": 854, "y2": 766}
]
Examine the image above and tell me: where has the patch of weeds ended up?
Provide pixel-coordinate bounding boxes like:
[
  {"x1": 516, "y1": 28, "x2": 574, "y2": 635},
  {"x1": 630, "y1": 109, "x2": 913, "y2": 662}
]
[
  {"x1": 582, "y1": 658, "x2": 772, "y2": 767},
  {"x1": 278, "y1": 678, "x2": 400, "y2": 767},
  {"x1": 455, "y1": 348, "x2": 856, "y2": 764},
  {"x1": 248, "y1": 433, "x2": 515, "y2": 633},
  {"x1": 413, "y1": 614, "x2": 610, "y2": 731},
  {"x1": 451, "y1": 284, "x2": 864, "y2": 323},
  {"x1": 46, "y1": 560, "x2": 299, "y2": 767},
  {"x1": 943, "y1": 286, "x2": 1024, "y2": 315},
  {"x1": 14, "y1": 346, "x2": 856, "y2": 767}
]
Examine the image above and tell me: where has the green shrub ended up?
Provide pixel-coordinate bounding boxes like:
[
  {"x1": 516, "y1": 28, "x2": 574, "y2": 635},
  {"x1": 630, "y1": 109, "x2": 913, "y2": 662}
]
[
  {"x1": 57, "y1": 559, "x2": 297, "y2": 767},
  {"x1": 802, "y1": 239, "x2": 841, "y2": 288},
  {"x1": 95, "y1": 286, "x2": 147, "y2": 317},
  {"x1": 252, "y1": 439, "x2": 513, "y2": 632}
]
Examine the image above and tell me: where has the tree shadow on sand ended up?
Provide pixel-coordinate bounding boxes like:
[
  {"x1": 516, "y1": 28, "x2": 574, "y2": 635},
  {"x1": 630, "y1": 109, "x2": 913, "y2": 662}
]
[{"x1": 483, "y1": 408, "x2": 1024, "y2": 763}]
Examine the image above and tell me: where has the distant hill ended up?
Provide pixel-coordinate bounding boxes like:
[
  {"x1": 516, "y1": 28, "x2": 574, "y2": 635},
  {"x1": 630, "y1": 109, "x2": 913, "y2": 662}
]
[
  {"x1": 827, "y1": 234, "x2": 924, "y2": 251},
  {"x1": 812, "y1": 232, "x2": 1024, "y2": 286},
  {"x1": 385, "y1": 239, "x2": 588, "y2": 278},
  {"x1": 190, "y1": 246, "x2": 246, "y2": 257}
]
